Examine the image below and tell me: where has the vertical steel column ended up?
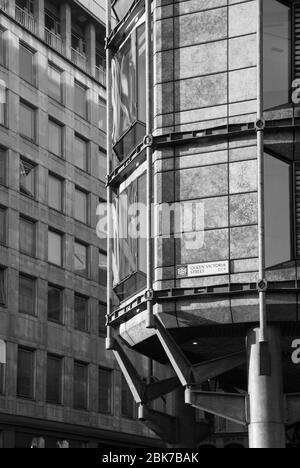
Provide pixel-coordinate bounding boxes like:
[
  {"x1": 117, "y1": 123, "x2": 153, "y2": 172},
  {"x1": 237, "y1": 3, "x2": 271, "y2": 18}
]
[
  {"x1": 106, "y1": 0, "x2": 113, "y2": 350},
  {"x1": 145, "y1": 0, "x2": 154, "y2": 329},
  {"x1": 247, "y1": 327, "x2": 285, "y2": 448},
  {"x1": 257, "y1": 0, "x2": 267, "y2": 342}
]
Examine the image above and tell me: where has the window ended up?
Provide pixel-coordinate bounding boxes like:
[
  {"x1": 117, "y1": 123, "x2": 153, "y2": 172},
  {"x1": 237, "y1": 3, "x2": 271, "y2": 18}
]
[
  {"x1": 99, "y1": 147, "x2": 106, "y2": 181},
  {"x1": 73, "y1": 362, "x2": 88, "y2": 410},
  {"x1": 19, "y1": 217, "x2": 35, "y2": 256},
  {"x1": 48, "y1": 63, "x2": 63, "y2": 103},
  {"x1": 0, "y1": 29, "x2": 6, "y2": 67},
  {"x1": 48, "y1": 230, "x2": 63, "y2": 267},
  {"x1": 263, "y1": 0, "x2": 291, "y2": 110},
  {"x1": 74, "y1": 134, "x2": 88, "y2": 171},
  {"x1": 46, "y1": 355, "x2": 62, "y2": 404},
  {"x1": 0, "y1": 80, "x2": 6, "y2": 126},
  {"x1": 20, "y1": 101, "x2": 35, "y2": 142},
  {"x1": 0, "y1": 207, "x2": 6, "y2": 245},
  {"x1": 74, "y1": 294, "x2": 89, "y2": 332},
  {"x1": 20, "y1": 158, "x2": 35, "y2": 198},
  {"x1": 19, "y1": 43, "x2": 35, "y2": 85},
  {"x1": 0, "y1": 340, "x2": 5, "y2": 394},
  {"x1": 98, "y1": 97, "x2": 106, "y2": 132},
  {"x1": 0, "y1": 268, "x2": 6, "y2": 305},
  {"x1": 74, "y1": 81, "x2": 87, "y2": 119},
  {"x1": 121, "y1": 374, "x2": 135, "y2": 419},
  {"x1": 48, "y1": 119, "x2": 63, "y2": 157},
  {"x1": 17, "y1": 348, "x2": 34, "y2": 399},
  {"x1": 99, "y1": 368, "x2": 112, "y2": 414},
  {"x1": 75, "y1": 188, "x2": 88, "y2": 224},
  {"x1": 0, "y1": 148, "x2": 6, "y2": 185},
  {"x1": 99, "y1": 302, "x2": 107, "y2": 337},
  {"x1": 19, "y1": 275, "x2": 35, "y2": 316},
  {"x1": 99, "y1": 251, "x2": 107, "y2": 287},
  {"x1": 48, "y1": 174, "x2": 63, "y2": 211},
  {"x1": 48, "y1": 285, "x2": 62, "y2": 323},
  {"x1": 74, "y1": 241, "x2": 88, "y2": 277},
  {"x1": 264, "y1": 152, "x2": 291, "y2": 267}
]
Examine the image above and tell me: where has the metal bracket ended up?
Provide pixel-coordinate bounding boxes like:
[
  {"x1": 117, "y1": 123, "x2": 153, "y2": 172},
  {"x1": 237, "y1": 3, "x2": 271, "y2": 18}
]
[
  {"x1": 257, "y1": 279, "x2": 268, "y2": 292},
  {"x1": 143, "y1": 134, "x2": 153, "y2": 148},
  {"x1": 145, "y1": 289, "x2": 154, "y2": 302},
  {"x1": 138, "y1": 405, "x2": 179, "y2": 444},
  {"x1": 185, "y1": 388, "x2": 247, "y2": 426},
  {"x1": 255, "y1": 119, "x2": 266, "y2": 131}
]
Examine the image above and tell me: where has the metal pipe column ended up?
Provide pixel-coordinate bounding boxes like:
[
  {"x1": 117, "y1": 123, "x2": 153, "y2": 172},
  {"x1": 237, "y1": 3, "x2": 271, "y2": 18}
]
[
  {"x1": 145, "y1": 0, "x2": 154, "y2": 328},
  {"x1": 247, "y1": 327, "x2": 285, "y2": 448},
  {"x1": 106, "y1": 0, "x2": 113, "y2": 349}
]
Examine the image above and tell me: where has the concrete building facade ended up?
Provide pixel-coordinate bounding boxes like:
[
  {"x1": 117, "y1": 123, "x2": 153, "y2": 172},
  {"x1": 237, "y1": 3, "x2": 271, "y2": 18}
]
[
  {"x1": 106, "y1": 0, "x2": 300, "y2": 449},
  {"x1": 0, "y1": 0, "x2": 159, "y2": 449}
]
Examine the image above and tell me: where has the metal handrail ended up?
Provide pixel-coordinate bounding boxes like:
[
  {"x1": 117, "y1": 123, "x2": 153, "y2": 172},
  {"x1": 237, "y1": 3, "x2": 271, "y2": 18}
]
[
  {"x1": 71, "y1": 48, "x2": 88, "y2": 71},
  {"x1": 15, "y1": 6, "x2": 36, "y2": 34},
  {"x1": 45, "y1": 28, "x2": 62, "y2": 53}
]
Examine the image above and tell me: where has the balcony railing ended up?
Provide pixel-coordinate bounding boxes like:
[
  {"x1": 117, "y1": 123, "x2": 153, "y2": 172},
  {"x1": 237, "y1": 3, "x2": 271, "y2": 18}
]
[
  {"x1": 45, "y1": 28, "x2": 62, "y2": 53},
  {"x1": 0, "y1": 0, "x2": 7, "y2": 12},
  {"x1": 71, "y1": 48, "x2": 88, "y2": 72},
  {"x1": 15, "y1": 6, "x2": 36, "y2": 34},
  {"x1": 96, "y1": 66, "x2": 106, "y2": 86}
]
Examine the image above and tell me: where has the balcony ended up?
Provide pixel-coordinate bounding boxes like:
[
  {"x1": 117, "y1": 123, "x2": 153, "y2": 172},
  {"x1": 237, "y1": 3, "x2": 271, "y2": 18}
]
[
  {"x1": 71, "y1": 48, "x2": 88, "y2": 72},
  {"x1": 15, "y1": 6, "x2": 36, "y2": 34},
  {"x1": 0, "y1": 0, "x2": 7, "y2": 12},
  {"x1": 45, "y1": 28, "x2": 62, "y2": 53},
  {"x1": 96, "y1": 66, "x2": 106, "y2": 86}
]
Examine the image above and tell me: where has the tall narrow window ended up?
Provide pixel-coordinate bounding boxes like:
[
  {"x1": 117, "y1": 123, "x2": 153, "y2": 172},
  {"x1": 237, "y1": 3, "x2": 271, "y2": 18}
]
[
  {"x1": 0, "y1": 80, "x2": 6, "y2": 126},
  {"x1": 99, "y1": 368, "x2": 112, "y2": 414},
  {"x1": 74, "y1": 81, "x2": 87, "y2": 119},
  {"x1": 98, "y1": 147, "x2": 106, "y2": 182},
  {"x1": 19, "y1": 217, "x2": 35, "y2": 256},
  {"x1": 74, "y1": 134, "x2": 88, "y2": 171},
  {"x1": 20, "y1": 101, "x2": 36, "y2": 142},
  {"x1": 263, "y1": 0, "x2": 291, "y2": 110},
  {"x1": 73, "y1": 362, "x2": 88, "y2": 410},
  {"x1": 0, "y1": 29, "x2": 5, "y2": 67},
  {"x1": 0, "y1": 148, "x2": 6, "y2": 185},
  {"x1": 75, "y1": 188, "x2": 88, "y2": 224},
  {"x1": 19, "y1": 275, "x2": 35, "y2": 316},
  {"x1": 48, "y1": 119, "x2": 63, "y2": 157},
  {"x1": 0, "y1": 340, "x2": 5, "y2": 394},
  {"x1": 17, "y1": 347, "x2": 35, "y2": 399},
  {"x1": 0, "y1": 207, "x2": 6, "y2": 245},
  {"x1": 48, "y1": 174, "x2": 63, "y2": 212},
  {"x1": 0, "y1": 268, "x2": 6, "y2": 305},
  {"x1": 98, "y1": 97, "x2": 106, "y2": 132},
  {"x1": 46, "y1": 355, "x2": 62, "y2": 404},
  {"x1": 74, "y1": 241, "x2": 88, "y2": 277},
  {"x1": 99, "y1": 302, "x2": 107, "y2": 337},
  {"x1": 48, "y1": 63, "x2": 63, "y2": 103},
  {"x1": 19, "y1": 43, "x2": 35, "y2": 86},
  {"x1": 99, "y1": 251, "x2": 107, "y2": 287},
  {"x1": 264, "y1": 152, "x2": 291, "y2": 267},
  {"x1": 48, "y1": 230, "x2": 63, "y2": 266},
  {"x1": 121, "y1": 374, "x2": 135, "y2": 419},
  {"x1": 20, "y1": 158, "x2": 35, "y2": 198},
  {"x1": 74, "y1": 294, "x2": 89, "y2": 332},
  {"x1": 48, "y1": 285, "x2": 62, "y2": 323}
]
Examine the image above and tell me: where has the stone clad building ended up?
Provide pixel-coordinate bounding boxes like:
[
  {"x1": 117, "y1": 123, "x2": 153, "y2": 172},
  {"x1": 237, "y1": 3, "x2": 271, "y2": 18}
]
[
  {"x1": 0, "y1": 0, "x2": 160, "y2": 449},
  {"x1": 106, "y1": 0, "x2": 300, "y2": 449}
]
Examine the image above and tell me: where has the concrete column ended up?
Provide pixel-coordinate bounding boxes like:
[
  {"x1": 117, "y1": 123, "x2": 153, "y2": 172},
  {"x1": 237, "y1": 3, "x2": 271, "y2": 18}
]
[
  {"x1": 34, "y1": 0, "x2": 45, "y2": 39},
  {"x1": 85, "y1": 22, "x2": 96, "y2": 77},
  {"x1": 168, "y1": 388, "x2": 199, "y2": 449},
  {"x1": 60, "y1": 3, "x2": 72, "y2": 60},
  {"x1": 247, "y1": 326, "x2": 286, "y2": 448},
  {"x1": 7, "y1": 0, "x2": 15, "y2": 17}
]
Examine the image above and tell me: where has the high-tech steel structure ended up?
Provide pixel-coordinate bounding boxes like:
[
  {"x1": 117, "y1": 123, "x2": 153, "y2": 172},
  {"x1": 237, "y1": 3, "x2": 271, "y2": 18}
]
[{"x1": 106, "y1": 0, "x2": 300, "y2": 449}]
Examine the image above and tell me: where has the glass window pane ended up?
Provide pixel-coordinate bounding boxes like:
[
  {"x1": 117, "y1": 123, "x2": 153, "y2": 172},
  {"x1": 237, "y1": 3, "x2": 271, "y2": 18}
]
[
  {"x1": 0, "y1": 30, "x2": 5, "y2": 66},
  {"x1": 20, "y1": 159, "x2": 35, "y2": 197},
  {"x1": 48, "y1": 285, "x2": 62, "y2": 323},
  {"x1": 46, "y1": 356, "x2": 61, "y2": 404},
  {"x1": 263, "y1": 0, "x2": 291, "y2": 109},
  {"x1": 20, "y1": 101, "x2": 35, "y2": 141},
  {"x1": 99, "y1": 302, "x2": 106, "y2": 337},
  {"x1": 0, "y1": 80, "x2": 6, "y2": 126},
  {"x1": 48, "y1": 175, "x2": 62, "y2": 211},
  {"x1": 49, "y1": 119, "x2": 62, "y2": 157},
  {"x1": 74, "y1": 135, "x2": 87, "y2": 171},
  {"x1": 0, "y1": 208, "x2": 6, "y2": 245},
  {"x1": 19, "y1": 275, "x2": 35, "y2": 316},
  {"x1": 20, "y1": 217, "x2": 35, "y2": 256},
  {"x1": 0, "y1": 269, "x2": 6, "y2": 305},
  {"x1": 137, "y1": 25, "x2": 146, "y2": 123},
  {"x1": 48, "y1": 230, "x2": 62, "y2": 266},
  {"x1": 19, "y1": 43, "x2": 34, "y2": 85},
  {"x1": 0, "y1": 149, "x2": 6, "y2": 185},
  {"x1": 74, "y1": 242, "x2": 88, "y2": 276},
  {"x1": 73, "y1": 362, "x2": 88, "y2": 410},
  {"x1": 17, "y1": 348, "x2": 34, "y2": 399},
  {"x1": 98, "y1": 97, "x2": 106, "y2": 132},
  {"x1": 99, "y1": 251, "x2": 107, "y2": 287},
  {"x1": 74, "y1": 294, "x2": 88, "y2": 332},
  {"x1": 264, "y1": 153, "x2": 291, "y2": 267},
  {"x1": 74, "y1": 81, "x2": 87, "y2": 119},
  {"x1": 48, "y1": 64, "x2": 62, "y2": 102},
  {"x1": 99, "y1": 148, "x2": 106, "y2": 182},
  {"x1": 99, "y1": 368, "x2": 112, "y2": 414},
  {"x1": 75, "y1": 188, "x2": 87, "y2": 223}
]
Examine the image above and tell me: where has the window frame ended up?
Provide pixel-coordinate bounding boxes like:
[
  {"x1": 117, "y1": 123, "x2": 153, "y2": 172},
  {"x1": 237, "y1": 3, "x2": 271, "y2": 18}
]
[
  {"x1": 0, "y1": 267, "x2": 6, "y2": 306},
  {"x1": 74, "y1": 186, "x2": 89, "y2": 225},
  {"x1": 73, "y1": 361, "x2": 88, "y2": 410},
  {"x1": 0, "y1": 206, "x2": 6, "y2": 246},
  {"x1": 46, "y1": 354, "x2": 63, "y2": 405},
  {"x1": 19, "y1": 273, "x2": 36, "y2": 316},
  {"x1": 47, "y1": 284, "x2": 63, "y2": 324},
  {"x1": 74, "y1": 133, "x2": 89, "y2": 172},
  {"x1": 48, "y1": 172, "x2": 64, "y2": 212},
  {"x1": 20, "y1": 157, "x2": 36, "y2": 199},
  {"x1": 74, "y1": 80, "x2": 88, "y2": 120},
  {"x1": 19, "y1": 100, "x2": 36, "y2": 143},
  {"x1": 48, "y1": 117, "x2": 64, "y2": 158},
  {"x1": 98, "y1": 367, "x2": 113, "y2": 415},
  {"x1": 19, "y1": 41, "x2": 36, "y2": 87},
  {"x1": 48, "y1": 229, "x2": 63, "y2": 267},
  {"x1": 74, "y1": 240, "x2": 89, "y2": 278},
  {"x1": 19, "y1": 216, "x2": 36, "y2": 257},
  {"x1": 74, "y1": 293, "x2": 89, "y2": 333},
  {"x1": 48, "y1": 62, "x2": 63, "y2": 104},
  {"x1": 17, "y1": 347, "x2": 35, "y2": 400}
]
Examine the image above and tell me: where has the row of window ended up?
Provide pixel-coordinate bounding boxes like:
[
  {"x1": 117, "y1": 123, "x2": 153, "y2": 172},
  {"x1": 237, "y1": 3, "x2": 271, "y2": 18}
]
[
  {"x1": 0, "y1": 347, "x2": 135, "y2": 418},
  {"x1": 0, "y1": 33, "x2": 106, "y2": 129},
  {"x1": 0, "y1": 270, "x2": 106, "y2": 335}
]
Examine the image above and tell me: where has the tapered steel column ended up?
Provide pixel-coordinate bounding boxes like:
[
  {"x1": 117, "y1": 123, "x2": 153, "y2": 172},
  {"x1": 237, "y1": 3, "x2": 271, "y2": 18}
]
[{"x1": 247, "y1": 327, "x2": 285, "y2": 448}]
